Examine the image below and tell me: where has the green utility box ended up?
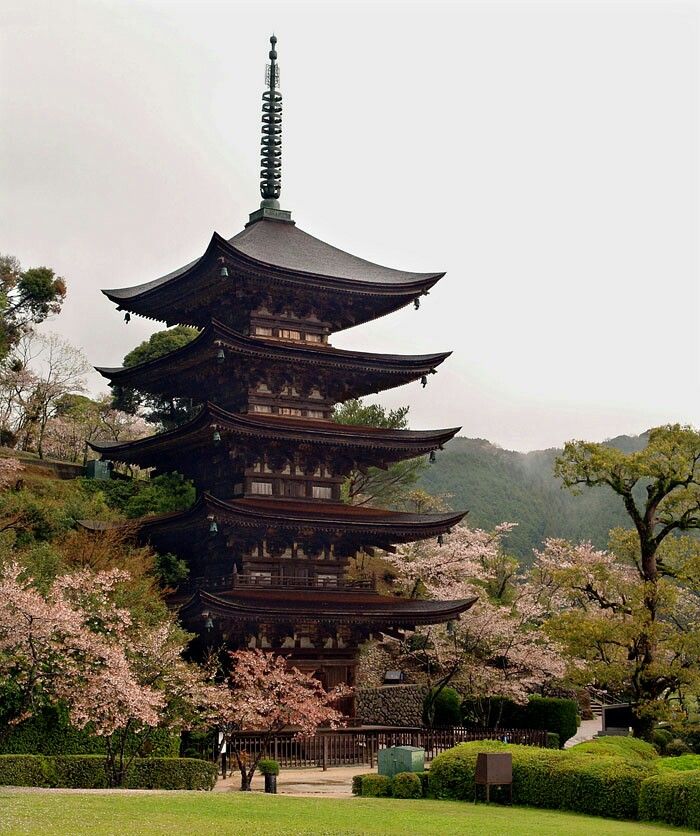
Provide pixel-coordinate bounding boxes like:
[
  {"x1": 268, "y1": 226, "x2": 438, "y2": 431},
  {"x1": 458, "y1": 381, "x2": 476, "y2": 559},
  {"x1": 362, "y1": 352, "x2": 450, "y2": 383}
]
[
  {"x1": 377, "y1": 746, "x2": 425, "y2": 777},
  {"x1": 85, "y1": 460, "x2": 111, "y2": 481}
]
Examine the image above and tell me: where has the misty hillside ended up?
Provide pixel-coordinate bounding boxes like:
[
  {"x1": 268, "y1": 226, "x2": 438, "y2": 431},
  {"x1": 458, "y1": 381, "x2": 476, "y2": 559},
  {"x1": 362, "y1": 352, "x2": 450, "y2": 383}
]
[{"x1": 418, "y1": 433, "x2": 648, "y2": 561}]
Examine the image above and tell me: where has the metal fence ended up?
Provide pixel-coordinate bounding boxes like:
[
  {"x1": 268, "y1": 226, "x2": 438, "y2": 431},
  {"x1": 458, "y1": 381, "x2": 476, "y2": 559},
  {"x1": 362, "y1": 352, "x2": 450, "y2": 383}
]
[{"x1": 227, "y1": 726, "x2": 548, "y2": 770}]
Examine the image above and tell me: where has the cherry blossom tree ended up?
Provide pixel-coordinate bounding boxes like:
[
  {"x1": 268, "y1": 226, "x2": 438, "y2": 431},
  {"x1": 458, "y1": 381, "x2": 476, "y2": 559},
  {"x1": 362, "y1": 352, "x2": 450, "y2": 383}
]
[
  {"x1": 384, "y1": 523, "x2": 566, "y2": 726},
  {"x1": 0, "y1": 562, "x2": 212, "y2": 785},
  {"x1": 211, "y1": 649, "x2": 349, "y2": 790}
]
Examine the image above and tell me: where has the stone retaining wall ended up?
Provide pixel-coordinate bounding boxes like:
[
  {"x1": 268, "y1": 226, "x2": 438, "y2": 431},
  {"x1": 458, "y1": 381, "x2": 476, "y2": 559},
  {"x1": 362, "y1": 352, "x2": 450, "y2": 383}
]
[{"x1": 356, "y1": 684, "x2": 428, "y2": 727}]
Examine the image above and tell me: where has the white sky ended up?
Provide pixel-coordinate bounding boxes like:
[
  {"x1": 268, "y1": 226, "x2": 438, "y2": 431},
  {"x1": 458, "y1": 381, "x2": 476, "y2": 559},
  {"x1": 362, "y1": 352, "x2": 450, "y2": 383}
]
[{"x1": 1, "y1": 0, "x2": 698, "y2": 451}]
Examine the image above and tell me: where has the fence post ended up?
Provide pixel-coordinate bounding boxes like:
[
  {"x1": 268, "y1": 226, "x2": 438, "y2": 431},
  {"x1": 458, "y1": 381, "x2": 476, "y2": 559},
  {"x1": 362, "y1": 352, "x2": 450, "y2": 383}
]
[{"x1": 322, "y1": 735, "x2": 328, "y2": 771}]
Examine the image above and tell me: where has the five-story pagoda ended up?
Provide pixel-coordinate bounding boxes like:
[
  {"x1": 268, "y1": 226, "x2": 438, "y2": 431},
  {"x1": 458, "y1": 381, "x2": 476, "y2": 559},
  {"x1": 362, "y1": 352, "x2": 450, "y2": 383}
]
[{"x1": 89, "y1": 37, "x2": 474, "y2": 697}]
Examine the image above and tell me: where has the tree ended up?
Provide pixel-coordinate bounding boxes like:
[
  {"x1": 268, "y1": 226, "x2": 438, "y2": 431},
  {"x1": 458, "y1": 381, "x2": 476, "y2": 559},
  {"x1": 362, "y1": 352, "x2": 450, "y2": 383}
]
[
  {"x1": 0, "y1": 255, "x2": 66, "y2": 361},
  {"x1": 382, "y1": 524, "x2": 565, "y2": 726},
  {"x1": 211, "y1": 649, "x2": 348, "y2": 790},
  {"x1": 112, "y1": 326, "x2": 199, "y2": 429},
  {"x1": 43, "y1": 394, "x2": 149, "y2": 464},
  {"x1": 0, "y1": 560, "x2": 212, "y2": 786},
  {"x1": 554, "y1": 424, "x2": 700, "y2": 735},
  {"x1": 332, "y1": 399, "x2": 426, "y2": 507}
]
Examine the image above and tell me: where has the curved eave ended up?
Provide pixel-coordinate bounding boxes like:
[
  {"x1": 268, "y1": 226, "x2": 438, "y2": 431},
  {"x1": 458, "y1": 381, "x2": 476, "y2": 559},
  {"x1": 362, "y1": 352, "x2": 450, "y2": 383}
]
[
  {"x1": 95, "y1": 320, "x2": 451, "y2": 386},
  {"x1": 101, "y1": 228, "x2": 444, "y2": 308},
  {"x1": 88, "y1": 402, "x2": 461, "y2": 463},
  {"x1": 180, "y1": 588, "x2": 477, "y2": 628},
  {"x1": 125, "y1": 494, "x2": 466, "y2": 541}
]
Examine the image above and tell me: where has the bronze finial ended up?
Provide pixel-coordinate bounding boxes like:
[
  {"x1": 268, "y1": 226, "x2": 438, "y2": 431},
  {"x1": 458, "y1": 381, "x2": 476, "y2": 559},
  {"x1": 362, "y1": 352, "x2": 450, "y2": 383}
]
[{"x1": 260, "y1": 34, "x2": 282, "y2": 207}]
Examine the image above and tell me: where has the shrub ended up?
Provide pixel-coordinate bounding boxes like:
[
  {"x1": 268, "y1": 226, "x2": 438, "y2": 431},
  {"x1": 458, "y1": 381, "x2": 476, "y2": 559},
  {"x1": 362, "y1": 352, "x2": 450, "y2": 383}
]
[
  {"x1": 49, "y1": 755, "x2": 108, "y2": 788},
  {"x1": 569, "y1": 736, "x2": 658, "y2": 762},
  {"x1": 666, "y1": 722, "x2": 700, "y2": 753},
  {"x1": 352, "y1": 773, "x2": 369, "y2": 796},
  {"x1": 257, "y1": 758, "x2": 280, "y2": 776},
  {"x1": 658, "y1": 754, "x2": 700, "y2": 772},
  {"x1": 639, "y1": 769, "x2": 700, "y2": 829},
  {"x1": 460, "y1": 696, "x2": 578, "y2": 746},
  {"x1": 358, "y1": 774, "x2": 392, "y2": 797},
  {"x1": 417, "y1": 771, "x2": 430, "y2": 797},
  {"x1": 0, "y1": 755, "x2": 215, "y2": 790},
  {"x1": 0, "y1": 706, "x2": 179, "y2": 757},
  {"x1": 546, "y1": 733, "x2": 560, "y2": 749},
  {"x1": 428, "y1": 740, "x2": 655, "y2": 819},
  {"x1": 650, "y1": 728, "x2": 674, "y2": 754},
  {"x1": 392, "y1": 771, "x2": 422, "y2": 799},
  {"x1": 124, "y1": 758, "x2": 216, "y2": 790},
  {"x1": 425, "y1": 687, "x2": 462, "y2": 727},
  {"x1": 0, "y1": 755, "x2": 50, "y2": 787},
  {"x1": 665, "y1": 739, "x2": 692, "y2": 757}
]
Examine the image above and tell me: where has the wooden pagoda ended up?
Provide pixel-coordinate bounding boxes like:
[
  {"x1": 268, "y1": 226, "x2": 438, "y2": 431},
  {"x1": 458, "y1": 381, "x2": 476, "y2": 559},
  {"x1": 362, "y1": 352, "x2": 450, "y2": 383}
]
[{"x1": 89, "y1": 36, "x2": 474, "y2": 696}]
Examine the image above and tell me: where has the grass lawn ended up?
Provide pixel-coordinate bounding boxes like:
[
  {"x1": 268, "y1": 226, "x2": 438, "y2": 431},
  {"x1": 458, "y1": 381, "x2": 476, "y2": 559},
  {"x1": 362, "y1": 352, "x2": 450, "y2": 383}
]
[{"x1": 0, "y1": 791, "x2": 690, "y2": 836}]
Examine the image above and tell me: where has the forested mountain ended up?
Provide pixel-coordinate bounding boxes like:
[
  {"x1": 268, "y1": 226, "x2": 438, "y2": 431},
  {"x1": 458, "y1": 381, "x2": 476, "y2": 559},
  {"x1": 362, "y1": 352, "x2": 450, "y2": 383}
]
[{"x1": 418, "y1": 432, "x2": 648, "y2": 561}]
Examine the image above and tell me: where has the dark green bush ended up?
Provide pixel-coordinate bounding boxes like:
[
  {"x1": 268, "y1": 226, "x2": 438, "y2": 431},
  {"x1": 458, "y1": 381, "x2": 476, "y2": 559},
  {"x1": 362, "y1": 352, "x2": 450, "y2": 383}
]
[
  {"x1": 392, "y1": 771, "x2": 422, "y2": 799},
  {"x1": 49, "y1": 755, "x2": 108, "y2": 788},
  {"x1": 0, "y1": 755, "x2": 215, "y2": 790},
  {"x1": 417, "y1": 771, "x2": 429, "y2": 797},
  {"x1": 257, "y1": 758, "x2": 280, "y2": 776},
  {"x1": 0, "y1": 755, "x2": 51, "y2": 787},
  {"x1": 665, "y1": 739, "x2": 692, "y2": 757},
  {"x1": 425, "y1": 687, "x2": 462, "y2": 727},
  {"x1": 460, "y1": 696, "x2": 578, "y2": 747},
  {"x1": 666, "y1": 723, "x2": 700, "y2": 754},
  {"x1": 569, "y1": 736, "x2": 658, "y2": 762},
  {"x1": 0, "y1": 706, "x2": 179, "y2": 757},
  {"x1": 639, "y1": 769, "x2": 700, "y2": 829},
  {"x1": 124, "y1": 758, "x2": 216, "y2": 790},
  {"x1": 352, "y1": 773, "x2": 368, "y2": 796},
  {"x1": 546, "y1": 733, "x2": 560, "y2": 749},
  {"x1": 358, "y1": 774, "x2": 392, "y2": 797},
  {"x1": 650, "y1": 728, "x2": 674, "y2": 754}
]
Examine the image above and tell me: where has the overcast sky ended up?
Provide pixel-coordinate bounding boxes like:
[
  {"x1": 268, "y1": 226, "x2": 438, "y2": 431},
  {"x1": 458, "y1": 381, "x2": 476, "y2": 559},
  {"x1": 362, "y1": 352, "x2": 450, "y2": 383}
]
[{"x1": 1, "y1": 0, "x2": 698, "y2": 451}]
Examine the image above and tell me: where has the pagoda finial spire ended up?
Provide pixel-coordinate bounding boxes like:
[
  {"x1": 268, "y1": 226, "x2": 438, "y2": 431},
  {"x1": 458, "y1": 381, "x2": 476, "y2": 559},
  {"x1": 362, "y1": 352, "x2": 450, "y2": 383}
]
[{"x1": 260, "y1": 34, "x2": 282, "y2": 208}]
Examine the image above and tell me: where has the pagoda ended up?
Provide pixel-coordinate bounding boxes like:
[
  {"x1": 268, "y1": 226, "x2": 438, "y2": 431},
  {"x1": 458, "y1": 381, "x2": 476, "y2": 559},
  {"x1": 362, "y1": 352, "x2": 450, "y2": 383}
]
[{"x1": 89, "y1": 37, "x2": 474, "y2": 697}]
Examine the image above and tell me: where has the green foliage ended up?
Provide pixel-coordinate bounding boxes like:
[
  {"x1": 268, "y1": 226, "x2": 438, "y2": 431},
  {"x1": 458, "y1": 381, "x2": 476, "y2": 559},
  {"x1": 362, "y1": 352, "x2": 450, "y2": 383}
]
[
  {"x1": 0, "y1": 255, "x2": 66, "y2": 360},
  {"x1": 546, "y1": 733, "x2": 560, "y2": 749},
  {"x1": 461, "y1": 696, "x2": 578, "y2": 747},
  {"x1": 257, "y1": 758, "x2": 280, "y2": 776},
  {"x1": 569, "y1": 736, "x2": 659, "y2": 762},
  {"x1": 0, "y1": 706, "x2": 179, "y2": 757},
  {"x1": 650, "y1": 728, "x2": 674, "y2": 754},
  {"x1": 357, "y1": 774, "x2": 393, "y2": 797},
  {"x1": 333, "y1": 399, "x2": 425, "y2": 509},
  {"x1": 0, "y1": 755, "x2": 215, "y2": 790},
  {"x1": 666, "y1": 722, "x2": 700, "y2": 753},
  {"x1": 0, "y1": 755, "x2": 51, "y2": 787},
  {"x1": 425, "y1": 687, "x2": 462, "y2": 727},
  {"x1": 351, "y1": 773, "x2": 367, "y2": 795},
  {"x1": 639, "y1": 769, "x2": 700, "y2": 829},
  {"x1": 123, "y1": 757, "x2": 216, "y2": 790},
  {"x1": 657, "y1": 754, "x2": 700, "y2": 772},
  {"x1": 418, "y1": 436, "x2": 642, "y2": 561},
  {"x1": 428, "y1": 741, "x2": 655, "y2": 820},
  {"x1": 113, "y1": 326, "x2": 200, "y2": 429},
  {"x1": 119, "y1": 472, "x2": 195, "y2": 519},
  {"x1": 664, "y1": 739, "x2": 692, "y2": 757},
  {"x1": 391, "y1": 771, "x2": 423, "y2": 799}
]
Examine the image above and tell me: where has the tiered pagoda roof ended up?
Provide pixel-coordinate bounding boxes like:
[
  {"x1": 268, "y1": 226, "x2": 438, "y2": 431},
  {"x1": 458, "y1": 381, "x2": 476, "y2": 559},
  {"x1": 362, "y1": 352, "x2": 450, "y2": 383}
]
[
  {"x1": 96, "y1": 319, "x2": 449, "y2": 408},
  {"x1": 103, "y1": 226, "x2": 443, "y2": 332},
  {"x1": 90, "y1": 36, "x2": 473, "y2": 672},
  {"x1": 89, "y1": 402, "x2": 460, "y2": 475}
]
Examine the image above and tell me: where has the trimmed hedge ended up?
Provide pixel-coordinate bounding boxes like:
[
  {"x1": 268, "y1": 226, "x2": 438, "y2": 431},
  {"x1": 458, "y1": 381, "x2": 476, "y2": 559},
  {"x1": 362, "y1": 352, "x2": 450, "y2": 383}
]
[
  {"x1": 0, "y1": 706, "x2": 179, "y2": 757},
  {"x1": 639, "y1": 769, "x2": 700, "y2": 830},
  {"x1": 392, "y1": 771, "x2": 423, "y2": 799},
  {"x1": 358, "y1": 774, "x2": 392, "y2": 797},
  {"x1": 569, "y1": 736, "x2": 658, "y2": 762},
  {"x1": 0, "y1": 755, "x2": 216, "y2": 790},
  {"x1": 546, "y1": 733, "x2": 560, "y2": 749},
  {"x1": 461, "y1": 696, "x2": 578, "y2": 747},
  {"x1": 427, "y1": 740, "x2": 656, "y2": 820}
]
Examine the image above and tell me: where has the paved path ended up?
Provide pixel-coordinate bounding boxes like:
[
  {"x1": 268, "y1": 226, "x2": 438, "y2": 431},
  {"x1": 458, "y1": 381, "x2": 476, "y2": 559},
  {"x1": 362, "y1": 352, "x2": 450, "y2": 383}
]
[
  {"x1": 565, "y1": 717, "x2": 602, "y2": 748},
  {"x1": 215, "y1": 765, "x2": 358, "y2": 797}
]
